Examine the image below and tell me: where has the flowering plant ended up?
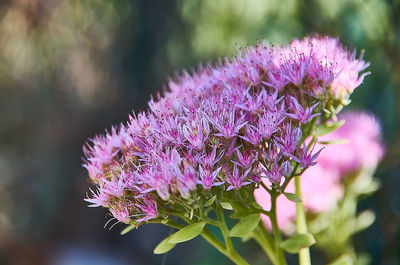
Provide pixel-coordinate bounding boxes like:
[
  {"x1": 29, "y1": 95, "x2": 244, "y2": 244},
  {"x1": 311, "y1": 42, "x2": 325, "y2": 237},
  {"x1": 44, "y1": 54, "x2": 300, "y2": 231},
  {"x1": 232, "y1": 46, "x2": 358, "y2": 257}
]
[{"x1": 83, "y1": 35, "x2": 377, "y2": 265}]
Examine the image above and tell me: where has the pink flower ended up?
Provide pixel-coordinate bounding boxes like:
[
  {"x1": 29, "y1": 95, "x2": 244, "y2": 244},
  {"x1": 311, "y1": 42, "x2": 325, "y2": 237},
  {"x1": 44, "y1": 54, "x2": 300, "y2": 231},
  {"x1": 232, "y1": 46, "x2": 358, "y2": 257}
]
[
  {"x1": 110, "y1": 202, "x2": 131, "y2": 224},
  {"x1": 286, "y1": 96, "x2": 320, "y2": 124},
  {"x1": 260, "y1": 162, "x2": 284, "y2": 184},
  {"x1": 198, "y1": 165, "x2": 224, "y2": 190},
  {"x1": 291, "y1": 142, "x2": 324, "y2": 168},
  {"x1": 274, "y1": 124, "x2": 302, "y2": 157},
  {"x1": 225, "y1": 165, "x2": 252, "y2": 191},
  {"x1": 233, "y1": 148, "x2": 258, "y2": 169},
  {"x1": 177, "y1": 163, "x2": 198, "y2": 199},
  {"x1": 318, "y1": 111, "x2": 385, "y2": 175},
  {"x1": 208, "y1": 107, "x2": 247, "y2": 139},
  {"x1": 136, "y1": 197, "x2": 158, "y2": 223},
  {"x1": 240, "y1": 124, "x2": 263, "y2": 145},
  {"x1": 85, "y1": 188, "x2": 112, "y2": 208}
]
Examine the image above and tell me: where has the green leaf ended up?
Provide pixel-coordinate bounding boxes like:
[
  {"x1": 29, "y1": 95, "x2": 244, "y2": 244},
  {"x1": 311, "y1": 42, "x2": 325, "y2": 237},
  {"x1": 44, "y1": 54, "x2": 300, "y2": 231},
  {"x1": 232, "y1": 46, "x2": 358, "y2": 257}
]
[
  {"x1": 221, "y1": 202, "x2": 233, "y2": 210},
  {"x1": 284, "y1": 193, "x2": 302, "y2": 203},
  {"x1": 355, "y1": 210, "x2": 375, "y2": 233},
  {"x1": 341, "y1": 97, "x2": 351, "y2": 106},
  {"x1": 281, "y1": 233, "x2": 316, "y2": 254},
  {"x1": 120, "y1": 224, "x2": 135, "y2": 235},
  {"x1": 315, "y1": 120, "x2": 345, "y2": 136},
  {"x1": 241, "y1": 231, "x2": 254, "y2": 243},
  {"x1": 230, "y1": 202, "x2": 252, "y2": 219},
  {"x1": 251, "y1": 201, "x2": 263, "y2": 210},
  {"x1": 204, "y1": 195, "x2": 217, "y2": 207},
  {"x1": 154, "y1": 234, "x2": 177, "y2": 254},
  {"x1": 360, "y1": 179, "x2": 380, "y2": 195},
  {"x1": 319, "y1": 139, "x2": 350, "y2": 145},
  {"x1": 231, "y1": 201, "x2": 249, "y2": 213},
  {"x1": 168, "y1": 222, "x2": 206, "y2": 243},
  {"x1": 230, "y1": 214, "x2": 260, "y2": 237},
  {"x1": 328, "y1": 254, "x2": 353, "y2": 265},
  {"x1": 350, "y1": 174, "x2": 380, "y2": 195},
  {"x1": 356, "y1": 253, "x2": 372, "y2": 265},
  {"x1": 323, "y1": 108, "x2": 332, "y2": 115},
  {"x1": 189, "y1": 208, "x2": 194, "y2": 220}
]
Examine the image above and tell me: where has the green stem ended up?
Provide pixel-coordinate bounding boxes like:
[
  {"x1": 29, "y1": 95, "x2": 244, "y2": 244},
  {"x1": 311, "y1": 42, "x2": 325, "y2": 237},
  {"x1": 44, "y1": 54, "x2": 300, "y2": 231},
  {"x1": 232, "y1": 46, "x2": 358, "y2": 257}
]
[
  {"x1": 217, "y1": 206, "x2": 250, "y2": 265},
  {"x1": 307, "y1": 136, "x2": 317, "y2": 151},
  {"x1": 252, "y1": 222, "x2": 278, "y2": 265},
  {"x1": 270, "y1": 192, "x2": 288, "y2": 265},
  {"x1": 201, "y1": 227, "x2": 229, "y2": 256},
  {"x1": 295, "y1": 175, "x2": 312, "y2": 265},
  {"x1": 260, "y1": 181, "x2": 272, "y2": 194}
]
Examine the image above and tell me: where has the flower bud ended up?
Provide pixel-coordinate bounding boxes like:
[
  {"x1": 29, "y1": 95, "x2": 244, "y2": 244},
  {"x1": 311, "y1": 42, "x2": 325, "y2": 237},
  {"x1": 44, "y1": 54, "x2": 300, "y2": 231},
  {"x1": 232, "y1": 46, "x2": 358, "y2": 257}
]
[{"x1": 281, "y1": 160, "x2": 292, "y2": 178}]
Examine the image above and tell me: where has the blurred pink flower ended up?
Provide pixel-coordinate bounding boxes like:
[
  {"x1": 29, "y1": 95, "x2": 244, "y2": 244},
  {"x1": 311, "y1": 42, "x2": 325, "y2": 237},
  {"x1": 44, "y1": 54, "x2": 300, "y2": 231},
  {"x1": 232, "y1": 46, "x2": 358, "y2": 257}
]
[
  {"x1": 318, "y1": 111, "x2": 385, "y2": 175},
  {"x1": 255, "y1": 111, "x2": 385, "y2": 230}
]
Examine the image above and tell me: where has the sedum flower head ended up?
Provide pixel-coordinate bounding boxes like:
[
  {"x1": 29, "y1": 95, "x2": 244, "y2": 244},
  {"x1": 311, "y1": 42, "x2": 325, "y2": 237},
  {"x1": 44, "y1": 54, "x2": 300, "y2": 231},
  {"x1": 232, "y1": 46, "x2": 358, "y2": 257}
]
[{"x1": 83, "y1": 35, "x2": 369, "y2": 226}]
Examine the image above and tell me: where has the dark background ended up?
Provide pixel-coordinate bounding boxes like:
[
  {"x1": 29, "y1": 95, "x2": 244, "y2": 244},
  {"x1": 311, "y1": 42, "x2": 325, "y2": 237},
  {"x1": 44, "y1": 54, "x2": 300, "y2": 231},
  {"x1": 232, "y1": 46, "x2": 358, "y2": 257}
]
[{"x1": 0, "y1": 0, "x2": 399, "y2": 264}]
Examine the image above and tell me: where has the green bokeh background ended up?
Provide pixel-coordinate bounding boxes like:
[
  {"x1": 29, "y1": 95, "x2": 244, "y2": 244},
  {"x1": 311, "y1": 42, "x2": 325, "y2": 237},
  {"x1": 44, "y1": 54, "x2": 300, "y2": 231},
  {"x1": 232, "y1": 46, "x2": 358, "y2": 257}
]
[{"x1": 0, "y1": 0, "x2": 399, "y2": 264}]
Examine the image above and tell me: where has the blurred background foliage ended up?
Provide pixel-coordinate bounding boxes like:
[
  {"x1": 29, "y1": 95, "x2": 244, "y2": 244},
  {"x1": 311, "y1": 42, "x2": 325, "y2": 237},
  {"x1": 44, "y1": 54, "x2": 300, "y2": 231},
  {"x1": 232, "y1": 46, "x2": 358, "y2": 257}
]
[{"x1": 0, "y1": 0, "x2": 399, "y2": 264}]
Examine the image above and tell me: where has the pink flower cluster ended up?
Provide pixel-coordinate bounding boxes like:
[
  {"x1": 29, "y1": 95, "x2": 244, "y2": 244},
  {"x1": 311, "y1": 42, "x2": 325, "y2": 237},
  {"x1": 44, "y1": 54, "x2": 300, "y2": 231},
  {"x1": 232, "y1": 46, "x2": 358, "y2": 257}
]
[
  {"x1": 83, "y1": 35, "x2": 369, "y2": 225},
  {"x1": 254, "y1": 111, "x2": 385, "y2": 230}
]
